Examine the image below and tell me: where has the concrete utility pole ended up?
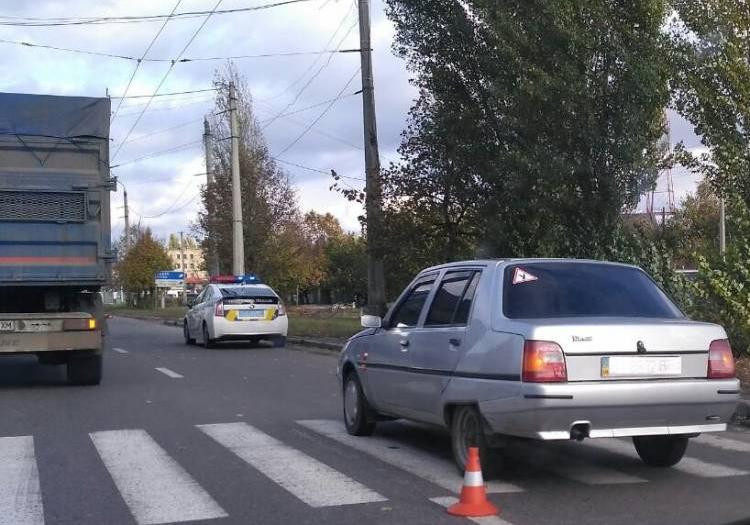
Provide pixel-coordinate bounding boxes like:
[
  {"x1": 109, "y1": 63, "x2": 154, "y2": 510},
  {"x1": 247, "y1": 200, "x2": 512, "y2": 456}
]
[
  {"x1": 358, "y1": 0, "x2": 387, "y2": 315},
  {"x1": 179, "y1": 231, "x2": 187, "y2": 304},
  {"x1": 203, "y1": 117, "x2": 220, "y2": 276},
  {"x1": 719, "y1": 198, "x2": 726, "y2": 256},
  {"x1": 229, "y1": 82, "x2": 245, "y2": 275},
  {"x1": 123, "y1": 189, "x2": 130, "y2": 251}
]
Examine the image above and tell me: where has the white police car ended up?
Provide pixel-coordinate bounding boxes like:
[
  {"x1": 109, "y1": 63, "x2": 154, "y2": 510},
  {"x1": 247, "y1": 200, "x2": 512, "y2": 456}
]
[{"x1": 183, "y1": 275, "x2": 288, "y2": 348}]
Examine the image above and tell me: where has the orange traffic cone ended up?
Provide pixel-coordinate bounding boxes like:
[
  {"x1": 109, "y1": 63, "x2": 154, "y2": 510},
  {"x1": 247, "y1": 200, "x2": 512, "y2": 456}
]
[{"x1": 448, "y1": 447, "x2": 499, "y2": 517}]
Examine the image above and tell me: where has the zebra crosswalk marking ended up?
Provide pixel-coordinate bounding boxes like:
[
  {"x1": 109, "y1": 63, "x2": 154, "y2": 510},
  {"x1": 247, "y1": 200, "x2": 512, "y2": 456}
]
[
  {"x1": 0, "y1": 436, "x2": 44, "y2": 525},
  {"x1": 198, "y1": 422, "x2": 386, "y2": 507},
  {"x1": 297, "y1": 419, "x2": 524, "y2": 494},
  {"x1": 90, "y1": 429, "x2": 227, "y2": 525},
  {"x1": 586, "y1": 437, "x2": 749, "y2": 478}
]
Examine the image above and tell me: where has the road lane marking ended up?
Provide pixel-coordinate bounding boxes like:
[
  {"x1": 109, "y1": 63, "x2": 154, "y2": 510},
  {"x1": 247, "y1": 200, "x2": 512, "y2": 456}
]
[
  {"x1": 693, "y1": 433, "x2": 750, "y2": 454},
  {"x1": 155, "y1": 367, "x2": 183, "y2": 379},
  {"x1": 0, "y1": 436, "x2": 44, "y2": 525},
  {"x1": 430, "y1": 496, "x2": 514, "y2": 525},
  {"x1": 90, "y1": 430, "x2": 227, "y2": 525},
  {"x1": 297, "y1": 419, "x2": 523, "y2": 494},
  {"x1": 112, "y1": 348, "x2": 128, "y2": 354},
  {"x1": 198, "y1": 422, "x2": 386, "y2": 507},
  {"x1": 587, "y1": 438, "x2": 749, "y2": 478}
]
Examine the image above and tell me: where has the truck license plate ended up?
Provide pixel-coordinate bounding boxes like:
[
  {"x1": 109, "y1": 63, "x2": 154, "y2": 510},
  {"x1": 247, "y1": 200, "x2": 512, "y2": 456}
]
[
  {"x1": 0, "y1": 320, "x2": 14, "y2": 332},
  {"x1": 602, "y1": 356, "x2": 682, "y2": 378}
]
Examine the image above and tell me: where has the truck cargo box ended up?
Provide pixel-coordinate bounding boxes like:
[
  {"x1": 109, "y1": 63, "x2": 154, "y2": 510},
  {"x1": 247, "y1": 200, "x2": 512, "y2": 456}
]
[{"x1": 0, "y1": 93, "x2": 112, "y2": 287}]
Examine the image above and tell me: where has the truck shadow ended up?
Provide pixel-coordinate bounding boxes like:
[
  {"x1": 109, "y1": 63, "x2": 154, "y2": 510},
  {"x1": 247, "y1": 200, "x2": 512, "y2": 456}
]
[{"x1": 0, "y1": 355, "x2": 67, "y2": 388}]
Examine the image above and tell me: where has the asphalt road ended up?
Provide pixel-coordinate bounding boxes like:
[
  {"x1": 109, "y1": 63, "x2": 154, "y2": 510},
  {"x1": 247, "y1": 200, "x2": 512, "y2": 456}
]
[{"x1": 1, "y1": 317, "x2": 749, "y2": 525}]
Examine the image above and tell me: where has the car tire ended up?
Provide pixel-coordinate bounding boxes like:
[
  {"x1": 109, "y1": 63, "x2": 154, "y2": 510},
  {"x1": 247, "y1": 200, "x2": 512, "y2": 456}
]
[
  {"x1": 184, "y1": 321, "x2": 196, "y2": 345},
  {"x1": 67, "y1": 353, "x2": 102, "y2": 385},
  {"x1": 271, "y1": 335, "x2": 287, "y2": 348},
  {"x1": 451, "y1": 405, "x2": 491, "y2": 475},
  {"x1": 633, "y1": 435, "x2": 689, "y2": 467},
  {"x1": 202, "y1": 323, "x2": 216, "y2": 349},
  {"x1": 343, "y1": 372, "x2": 376, "y2": 436}
]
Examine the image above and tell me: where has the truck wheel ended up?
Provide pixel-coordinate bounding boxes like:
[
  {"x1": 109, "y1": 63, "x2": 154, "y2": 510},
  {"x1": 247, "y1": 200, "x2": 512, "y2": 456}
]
[
  {"x1": 67, "y1": 353, "x2": 102, "y2": 385},
  {"x1": 451, "y1": 405, "x2": 491, "y2": 475},
  {"x1": 343, "y1": 372, "x2": 376, "y2": 436},
  {"x1": 633, "y1": 435, "x2": 689, "y2": 467},
  {"x1": 271, "y1": 335, "x2": 286, "y2": 348}
]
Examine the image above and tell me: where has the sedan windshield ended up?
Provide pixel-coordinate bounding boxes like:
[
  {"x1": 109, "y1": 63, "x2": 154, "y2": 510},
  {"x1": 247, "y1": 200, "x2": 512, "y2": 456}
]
[{"x1": 503, "y1": 262, "x2": 683, "y2": 319}]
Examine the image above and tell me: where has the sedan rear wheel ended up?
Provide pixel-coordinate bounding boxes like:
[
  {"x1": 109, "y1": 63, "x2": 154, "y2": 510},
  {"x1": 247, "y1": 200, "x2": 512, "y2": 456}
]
[
  {"x1": 343, "y1": 373, "x2": 375, "y2": 436},
  {"x1": 633, "y1": 435, "x2": 689, "y2": 467},
  {"x1": 451, "y1": 405, "x2": 491, "y2": 475},
  {"x1": 202, "y1": 324, "x2": 216, "y2": 349},
  {"x1": 184, "y1": 321, "x2": 195, "y2": 345}
]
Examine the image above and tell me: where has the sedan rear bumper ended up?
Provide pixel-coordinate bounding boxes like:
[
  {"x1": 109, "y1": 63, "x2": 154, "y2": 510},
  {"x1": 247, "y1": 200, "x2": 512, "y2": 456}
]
[
  {"x1": 211, "y1": 316, "x2": 289, "y2": 339},
  {"x1": 478, "y1": 378, "x2": 740, "y2": 440}
]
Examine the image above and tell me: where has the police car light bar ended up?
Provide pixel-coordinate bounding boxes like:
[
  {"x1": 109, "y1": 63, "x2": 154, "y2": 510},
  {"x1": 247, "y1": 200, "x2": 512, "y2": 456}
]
[{"x1": 209, "y1": 274, "x2": 263, "y2": 284}]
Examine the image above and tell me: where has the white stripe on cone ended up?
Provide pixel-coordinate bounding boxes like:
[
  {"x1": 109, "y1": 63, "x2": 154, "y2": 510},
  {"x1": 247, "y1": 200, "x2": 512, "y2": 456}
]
[{"x1": 463, "y1": 469, "x2": 484, "y2": 487}]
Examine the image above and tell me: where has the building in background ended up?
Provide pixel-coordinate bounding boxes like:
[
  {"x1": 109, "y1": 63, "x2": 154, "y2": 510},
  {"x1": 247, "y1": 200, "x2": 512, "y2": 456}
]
[{"x1": 167, "y1": 238, "x2": 208, "y2": 287}]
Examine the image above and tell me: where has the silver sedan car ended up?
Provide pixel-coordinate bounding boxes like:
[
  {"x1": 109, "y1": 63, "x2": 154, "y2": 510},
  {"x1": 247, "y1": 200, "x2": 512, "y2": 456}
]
[{"x1": 337, "y1": 259, "x2": 740, "y2": 472}]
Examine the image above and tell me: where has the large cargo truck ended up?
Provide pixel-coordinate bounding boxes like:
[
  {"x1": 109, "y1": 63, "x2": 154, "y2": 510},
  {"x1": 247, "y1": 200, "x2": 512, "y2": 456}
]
[{"x1": 0, "y1": 93, "x2": 113, "y2": 385}]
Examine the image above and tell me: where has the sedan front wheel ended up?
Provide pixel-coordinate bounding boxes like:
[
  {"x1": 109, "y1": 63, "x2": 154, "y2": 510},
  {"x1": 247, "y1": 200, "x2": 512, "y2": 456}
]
[
  {"x1": 633, "y1": 435, "x2": 689, "y2": 467},
  {"x1": 343, "y1": 373, "x2": 375, "y2": 436}
]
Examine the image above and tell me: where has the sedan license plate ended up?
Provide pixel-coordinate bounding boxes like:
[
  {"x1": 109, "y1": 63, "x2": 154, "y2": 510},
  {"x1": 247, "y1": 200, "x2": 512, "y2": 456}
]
[
  {"x1": 601, "y1": 356, "x2": 681, "y2": 378},
  {"x1": 0, "y1": 320, "x2": 14, "y2": 332},
  {"x1": 237, "y1": 309, "x2": 265, "y2": 320}
]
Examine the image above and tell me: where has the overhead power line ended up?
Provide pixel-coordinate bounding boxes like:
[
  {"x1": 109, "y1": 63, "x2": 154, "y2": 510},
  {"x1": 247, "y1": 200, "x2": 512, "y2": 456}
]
[
  {"x1": 111, "y1": 0, "x2": 225, "y2": 161},
  {"x1": 272, "y1": 157, "x2": 365, "y2": 181},
  {"x1": 0, "y1": 0, "x2": 315, "y2": 27},
  {"x1": 111, "y1": 140, "x2": 203, "y2": 168},
  {"x1": 275, "y1": 67, "x2": 361, "y2": 157},
  {"x1": 262, "y1": 18, "x2": 358, "y2": 130},
  {"x1": 121, "y1": 117, "x2": 204, "y2": 144},
  {"x1": 110, "y1": 0, "x2": 182, "y2": 125},
  {"x1": 262, "y1": 2, "x2": 355, "y2": 102},
  {"x1": 112, "y1": 87, "x2": 217, "y2": 99},
  {"x1": 259, "y1": 91, "x2": 360, "y2": 124},
  {"x1": 0, "y1": 37, "x2": 361, "y2": 63},
  {"x1": 139, "y1": 191, "x2": 201, "y2": 219}
]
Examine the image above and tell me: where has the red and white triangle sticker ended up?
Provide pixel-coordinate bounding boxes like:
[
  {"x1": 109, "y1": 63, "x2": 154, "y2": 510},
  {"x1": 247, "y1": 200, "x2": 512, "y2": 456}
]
[{"x1": 512, "y1": 267, "x2": 538, "y2": 285}]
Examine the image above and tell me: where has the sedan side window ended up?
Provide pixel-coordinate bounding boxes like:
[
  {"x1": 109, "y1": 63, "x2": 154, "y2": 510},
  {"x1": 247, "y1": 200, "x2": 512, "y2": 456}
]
[
  {"x1": 390, "y1": 279, "x2": 435, "y2": 328},
  {"x1": 425, "y1": 271, "x2": 480, "y2": 326}
]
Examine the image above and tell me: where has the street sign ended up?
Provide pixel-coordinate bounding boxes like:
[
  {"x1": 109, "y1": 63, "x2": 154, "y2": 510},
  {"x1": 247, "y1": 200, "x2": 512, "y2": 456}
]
[{"x1": 155, "y1": 271, "x2": 185, "y2": 288}]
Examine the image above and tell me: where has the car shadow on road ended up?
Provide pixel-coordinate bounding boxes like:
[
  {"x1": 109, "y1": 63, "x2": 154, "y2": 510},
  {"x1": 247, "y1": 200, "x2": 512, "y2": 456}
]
[{"x1": 0, "y1": 355, "x2": 67, "y2": 388}]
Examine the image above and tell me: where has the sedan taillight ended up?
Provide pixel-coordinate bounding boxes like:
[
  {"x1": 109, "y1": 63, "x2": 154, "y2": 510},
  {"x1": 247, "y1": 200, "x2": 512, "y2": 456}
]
[
  {"x1": 523, "y1": 340, "x2": 567, "y2": 383},
  {"x1": 214, "y1": 301, "x2": 224, "y2": 317},
  {"x1": 275, "y1": 303, "x2": 286, "y2": 318},
  {"x1": 708, "y1": 339, "x2": 735, "y2": 379}
]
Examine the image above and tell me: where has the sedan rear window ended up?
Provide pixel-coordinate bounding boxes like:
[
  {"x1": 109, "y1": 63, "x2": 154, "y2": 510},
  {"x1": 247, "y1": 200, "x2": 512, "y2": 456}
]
[
  {"x1": 503, "y1": 263, "x2": 682, "y2": 319},
  {"x1": 219, "y1": 287, "x2": 278, "y2": 304}
]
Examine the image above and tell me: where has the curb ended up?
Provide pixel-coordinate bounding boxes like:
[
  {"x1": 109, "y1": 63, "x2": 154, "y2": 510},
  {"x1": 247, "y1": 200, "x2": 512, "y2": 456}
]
[
  {"x1": 286, "y1": 337, "x2": 342, "y2": 352},
  {"x1": 163, "y1": 319, "x2": 181, "y2": 327}
]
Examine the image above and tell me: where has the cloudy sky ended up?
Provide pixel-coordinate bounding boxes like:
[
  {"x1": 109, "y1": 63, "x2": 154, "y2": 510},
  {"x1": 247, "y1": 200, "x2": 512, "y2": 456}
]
[{"x1": 1, "y1": 0, "x2": 702, "y2": 241}]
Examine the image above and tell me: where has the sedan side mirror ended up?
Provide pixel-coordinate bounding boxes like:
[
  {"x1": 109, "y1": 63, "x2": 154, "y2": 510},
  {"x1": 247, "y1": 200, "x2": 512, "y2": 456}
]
[{"x1": 361, "y1": 315, "x2": 382, "y2": 328}]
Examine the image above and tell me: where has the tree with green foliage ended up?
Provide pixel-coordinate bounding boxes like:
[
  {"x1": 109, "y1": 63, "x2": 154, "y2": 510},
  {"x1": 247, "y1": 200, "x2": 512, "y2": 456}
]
[
  {"x1": 324, "y1": 234, "x2": 368, "y2": 304},
  {"x1": 115, "y1": 229, "x2": 172, "y2": 305},
  {"x1": 671, "y1": 0, "x2": 750, "y2": 205},
  {"x1": 196, "y1": 64, "x2": 299, "y2": 291},
  {"x1": 383, "y1": 0, "x2": 671, "y2": 266}
]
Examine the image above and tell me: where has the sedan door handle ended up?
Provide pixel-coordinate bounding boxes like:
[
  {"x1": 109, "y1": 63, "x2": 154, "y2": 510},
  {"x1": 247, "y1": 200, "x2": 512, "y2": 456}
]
[
  {"x1": 449, "y1": 338, "x2": 461, "y2": 347},
  {"x1": 399, "y1": 339, "x2": 410, "y2": 351}
]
